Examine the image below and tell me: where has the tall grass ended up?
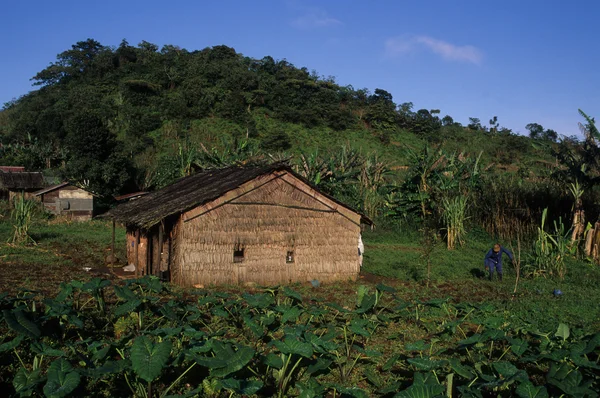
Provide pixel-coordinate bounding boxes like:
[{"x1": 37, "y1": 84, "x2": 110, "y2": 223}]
[
  {"x1": 10, "y1": 194, "x2": 36, "y2": 245},
  {"x1": 441, "y1": 196, "x2": 468, "y2": 250},
  {"x1": 528, "y1": 208, "x2": 573, "y2": 279}
]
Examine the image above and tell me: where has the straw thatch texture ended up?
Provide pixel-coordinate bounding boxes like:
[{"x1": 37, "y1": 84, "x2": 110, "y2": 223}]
[
  {"x1": 0, "y1": 172, "x2": 45, "y2": 190},
  {"x1": 174, "y1": 175, "x2": 361, "y2": 286},
  {"x1": 102, "y1": 163, "x2": 371, "y2": 228}
]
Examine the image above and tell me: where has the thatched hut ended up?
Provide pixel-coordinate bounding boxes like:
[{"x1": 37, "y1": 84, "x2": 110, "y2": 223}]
[
  {"x1": 0, "y1": 171, "x2": 45, "y2": 201},
  {"x1": 34, "y1": 183, "x2": 96, "y2": 221},
  {"x1": 103, "y1": 164, "x2": 371, "y2": 287}
]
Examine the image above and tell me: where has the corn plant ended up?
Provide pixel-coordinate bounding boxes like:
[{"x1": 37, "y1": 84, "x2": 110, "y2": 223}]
[
  {"x1": 441, "y1": 196, "x2": 468, "y2": 250},
  {"x1": 10, "y1": 194, "x2": 36, "y2": 245},
  {"x1": 529, "y1": 208, "x2": 574, "y2": 279}
]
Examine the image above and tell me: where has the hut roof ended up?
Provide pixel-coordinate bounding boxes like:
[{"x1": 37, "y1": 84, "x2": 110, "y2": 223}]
[
  {"x1": 102, "y1": 163, "x2": 372, "y2": 228},
  {"x1": 0, "y1": 171, "x2": 45, "y2": 190},
  {"x1": 33, "y1": 182, "x2": 97, "y2": 197}
]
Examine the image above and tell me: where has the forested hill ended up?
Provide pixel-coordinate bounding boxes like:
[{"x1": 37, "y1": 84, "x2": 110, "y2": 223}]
[{"x1": 0, "y1": 39, "x2": 560, "y2": 197}]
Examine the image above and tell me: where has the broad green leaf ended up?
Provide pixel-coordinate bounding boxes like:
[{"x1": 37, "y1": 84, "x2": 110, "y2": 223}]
[
  {"x1": 306, "y1": 358, "x2": 331, "y2": 375},
  {"x1": 458, "y1": 334, "x2": 483, "y2": 346},
  {"x1": 394, "y1": 384, "x2": 445, "y2": 398},
  {"x1": 210, "y1": 346, "x2": 255, "y2": 377},
  {"x1": 265, "y1": 353, "x2": 283, "y2": 369},
  {"x1": 13, "y1": 368, "x2": 42, "y2": 396},
  {"x1": 159, "y1": 304, "x2": 178, "y2": 321},
  {"x1": 113, "y1": 285, "x2": 137, "y2": 301},
  {"x1": 516, "y1": 381, "x2": 549, "y2": 398},
  {"x1": 482, "y1": 328, "x2": 505, "y2": 341},
  {"x1": 278, "y1": 306, "x2": 302, "y2": 324},
  {"x1": 449, "y1": 358, "x2": 475, "y2": 380},
  {"x1": 83, "y1": 360, "x2": 130, "y2": 379},
  {"x1": 492, "y1": 361, "x2": 519, "y2": 378},
  {"x1": 242, "y1": 293, "x2": 273, "y2": 309},
  {"x1": 44, "y1": 359, "x2": 80, "y2": 398},
  {"x1": 113, "y1": 299, "x2": 142, "y2": 317},
  {"x1": 30, "y1": 342, "x2": 65, "y2": 357},
  {"x1": 555, "y1": 323, "x2": 570, "y2": 341},
  {"x1": 407, "y1": 358, "x2": 447, "y2": 371},
  {"x1": 405, "y1": 340, "x2": 429, "y2": 351},
  {"x1": 382, "y1": 354, "x2": 401, "y2": 371},
  {"x1": 304, "y1": 332, "x2": 338, "y2": 353},
  {"x1": 282, "y1": 286, "x2": 303, "y2": 302},
  {"x1": 243, "y1": 315, "x2": 265, "y2": 338},
  {"x1": 509, "y1": 338, "x2": 529, "y2": 356},
  {"x1": 376, "y1": 283, "x2": 396, "y2": 293},
  {"x1": 0, "y1": 335, "x2": 24, "y2": 353},
  {"x1": 219, "y1": 378, "x2": 263, "y2": 395},
  {"x1": 349, "y1": 319, "x2": 371, "y2": 337},
  {"x1": 273, "y1": 338, "x2": 313, "y2": 358},
  {"x1": 130, "y1": 336, "x2": 171, "y2": 382},
  {"x1": 3, "y1": 309, "x2": 41, "y2": 339}
]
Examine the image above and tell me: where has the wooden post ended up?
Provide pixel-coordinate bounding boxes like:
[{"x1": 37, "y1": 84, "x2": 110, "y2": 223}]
[
  {"x1": 135, "y1": 229, "x2": 140, "y2": 277},
  {"x1": 111, "y1": 219, "x2": 116, "y2": 275},
  {"x1": 157, "y1": 221, "x2": 164, "y2": 278}
]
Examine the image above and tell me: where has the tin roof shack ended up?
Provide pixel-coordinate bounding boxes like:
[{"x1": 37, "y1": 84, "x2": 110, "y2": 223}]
[
  {"x1": 103, "y1": 164, "x2": 371, "y2": 287},
  {"x1": 34, "y1": 183, "x2": 95, "y2": 221},
  {"x1": 0, "y1": 171, "x2": 45, "y2": 201}
]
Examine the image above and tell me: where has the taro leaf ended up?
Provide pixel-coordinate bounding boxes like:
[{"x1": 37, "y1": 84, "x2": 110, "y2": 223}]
[
  {"x1": 3, "y1": 309, "x2": 41, "y2": 339},
  {"x1": 509, "y1": 338, "x2": 529, "y2": 357},
  {"x1": 273, "y1": 338, "x2": 313, "y2": 358},
  {"x1": 82, "y1": 278, "x2": 111, "y2": 291},
  {"x1": 492, "y1": 361, "x2": 519, "y2": 379},
  {"x1": 378, "y1": 382, "x2": 403, "y2": 395},
  {"x1": 282, "y1": 286, "x2": 303, "y2": 302},
  {"x1": 449, "y1": 358, "x2": 475, "y2": 380},
  {"x1": 243, "y1": 315, "x2": 266, "y2": 338},
  {"x1": 265, "y1": 353, "x2": 283, "y2": 369},
  {"x1": 364, "y1": 368, "x2": 384, "y2": 387},
  {"x1": 242, "y1": 293, "x2": 274, "y2": 309},
  {"x1": 540, "y1": 349, "x2": 569, "y2": 362},
  {"x1": 482, "y1": 316, "x2": 504, "y2": 329},
  {"x1": 130, "y1": 336, "x2": 171, "y2": 382},
  {"x1": 13, "y1": 368, "x2": 42, "y2": 396},
  {"x1": 382, "y1": 354, "x2": 402, "y2": 371},
  {"x1": 422, "y1": 298, "x2": 448, "y2": 308},
  {"x1": 83, "y1": 359, "x2": 130, "y2": 379},
  {"x1": 456, "y1": 385, "x2": 484, "y2": 398},
  {"x1": 306, "y1": 358, "x2": 332, "y2": 375},
  {"x1": 407, "y1": 358, "x2": 447, "y2": 371},
  {"x1": 326, "y1": 302, "x2": 351, "y2": 313},
  {"x1": 349, "y1": 319, "x2": 371, "y2": 337},
  {"x1": 195, "y1": 345, "x2": 255, "y2": 378},
  {"x1": 516, "y1": 381, "x2": 549, "y2": 398},
  {"x1": 297, "y1": 379, "x2": 326, "y2": 398},
  {"x1": 278, "y1": 306, "x2": 302, "y2": 324},
  {"x1": 405, "y1": 340, "x2": 429, "y2": 352},
  {"x1": 458, "y1": 334, "x2": 483, "y2": 347},
  {"x1": 43, "y1": 359, "x2": 81, "y2": 398},
  {"x1": 482, "y1": 328, "x2": 505, "y2": 341},
  {"x1": 329, "y1": 384, "x2": 370, "y2": 398},
  {"x1": 546, "y1": 362, "x2": 596, "y2": 396},
  {"x1": 30, "y1": 342, "x2": 65, "y2": 357},
  {"x1": 0, "y1": 335, "x2": 24, "y2": 353},
  {"x1": 113, "y1": 285, "x2": 137, "y2": 301},
  {"x1": 582, "y1": 332, "x2": 600, "y2": 354},
  {"x1": 219, "y1": 378, "x2": 263, "y2": 395},
  {"x1": 211, "y1": 306, "x2": 229, "y2": 318},
  {"x1": 570, "y1": 354, "x2": 600, "y2": 370},
  {"x1": 304, "y1": 332, "x2": 338, "y2": 353},
  {"x1": 555, "y1": 323, "x2": 570, "y2": 342},
  {"x1": 354, "y1": 346, "x2": 382, "y2": 358},
  {"x1": 159, "y1": 304, "x2": 178, "y2": 321},
  {"x1": 148, "y1": 327, "x2": 183, "y2": 337},
  {"x1": 357, "y1": 294, "x2": 376, "y2": 313},
  {"x1": 394, "y1": 384, "x2": 445, "y2": 398},
  {"x1": 113, "y1": 298, "x2": 142, "y2": 317},
  {"x1": 376, "y1": 283, "x2": 396, "y2": 293}
]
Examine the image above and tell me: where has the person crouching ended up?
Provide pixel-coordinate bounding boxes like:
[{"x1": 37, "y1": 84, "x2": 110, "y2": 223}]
[{"x1": 484, "y1": 244, "x2": 513, "y2": 281}]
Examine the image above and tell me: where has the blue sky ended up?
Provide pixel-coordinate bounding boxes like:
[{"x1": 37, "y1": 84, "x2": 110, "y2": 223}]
[{"x1": 1, "y1": 0, "x2": 598, "y2": 137}]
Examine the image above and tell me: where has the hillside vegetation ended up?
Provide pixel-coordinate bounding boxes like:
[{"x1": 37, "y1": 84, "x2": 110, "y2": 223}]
[{"x1": 1, "y1": 39, "x2": 599, "y2": 238}]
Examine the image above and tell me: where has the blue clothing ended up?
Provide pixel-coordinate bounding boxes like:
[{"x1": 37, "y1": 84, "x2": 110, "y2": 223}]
[{"x1": 484, "y1": 246, "x2": 513, "y2": 280}]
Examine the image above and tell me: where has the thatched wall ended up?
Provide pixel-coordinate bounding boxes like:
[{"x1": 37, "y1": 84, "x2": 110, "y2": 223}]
[{"x1": 174, "y1": 174, "x2": 361, "y2": 286}]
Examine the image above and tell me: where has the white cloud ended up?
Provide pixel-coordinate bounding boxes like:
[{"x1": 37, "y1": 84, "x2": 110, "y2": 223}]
[
  {"x1": 291, "y1": 8, "x2": 342, "y2": 29},
  {"x1": 385, "y1": 35, "x2": 483, "y2": 65}
]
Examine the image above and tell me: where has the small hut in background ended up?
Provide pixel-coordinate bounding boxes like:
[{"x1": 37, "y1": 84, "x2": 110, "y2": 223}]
[
  {"x1": 34, "y1": 183, "x2": 95, "y2": 221},
  {"x1": 0, "y1": 170, "x2": 45, "y2": 201},
  {"x1": 103, "y1": 164, "x2": 371, "y2": 287}
]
